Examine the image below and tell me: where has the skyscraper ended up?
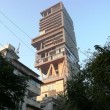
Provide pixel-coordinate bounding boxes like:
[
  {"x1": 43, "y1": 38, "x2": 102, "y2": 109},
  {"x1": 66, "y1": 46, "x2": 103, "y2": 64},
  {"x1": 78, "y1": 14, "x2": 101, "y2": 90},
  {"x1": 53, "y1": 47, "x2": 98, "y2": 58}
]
[{"x1": 32, "y1": 2, "x2": 79, "y2": 101}]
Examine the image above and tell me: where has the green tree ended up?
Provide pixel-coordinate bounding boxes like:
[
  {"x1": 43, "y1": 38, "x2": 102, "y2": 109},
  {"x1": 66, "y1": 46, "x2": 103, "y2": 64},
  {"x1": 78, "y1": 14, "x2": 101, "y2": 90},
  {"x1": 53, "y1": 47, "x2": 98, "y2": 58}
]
[
  {"x1": 63, "y1": 45, "x2": 110, "y2": 110},
  {"x1": 54, "y1": 94, "x2": 69, "y2": 110},
  {"x1": 0, "y1": 54, "x2": 28, "y2": 109}
]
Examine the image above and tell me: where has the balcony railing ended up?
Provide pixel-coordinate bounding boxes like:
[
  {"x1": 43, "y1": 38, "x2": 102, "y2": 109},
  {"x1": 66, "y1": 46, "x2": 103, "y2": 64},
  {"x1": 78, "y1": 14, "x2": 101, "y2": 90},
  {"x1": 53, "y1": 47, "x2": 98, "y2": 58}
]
[
  {"x1": 28, "y1": 82, "x2": 41, "y2": 96},
  {"x1": 26, "y1": 97, "x2": 40, "y2": 108},
  {"x1": 36, "y1": 51, "x2": 65, "y2": 65},
  {"x1": 43, "y1": 74, "x2": 59, "y2": 80}
]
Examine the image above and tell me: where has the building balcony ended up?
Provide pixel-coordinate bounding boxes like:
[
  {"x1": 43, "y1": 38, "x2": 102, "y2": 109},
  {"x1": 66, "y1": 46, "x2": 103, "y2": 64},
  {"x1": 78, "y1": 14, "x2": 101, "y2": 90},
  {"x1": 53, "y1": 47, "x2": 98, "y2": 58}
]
[
  {"x1": 26, "y1": 97, "x2": 40, "y2": 109},
  {"x1": 35, "y1": 51, "x2": 65, "y2": 67},
  {"x1": 31, "y1": 26, "x2": 64, "y2": 48},
  {"x1": 43, "y1": 75, "x2": 65, "y2": 84},
  {"x1": 28, "y1": 81, "x2": 41, "y2": 96},
  {"x1": 37, "y1": 42, "x2": 64, "y2": 54}
]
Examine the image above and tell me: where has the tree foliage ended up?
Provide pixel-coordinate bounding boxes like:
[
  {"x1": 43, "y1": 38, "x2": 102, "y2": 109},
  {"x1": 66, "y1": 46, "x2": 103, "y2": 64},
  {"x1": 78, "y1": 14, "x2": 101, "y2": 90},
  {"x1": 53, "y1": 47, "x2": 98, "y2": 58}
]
[
  {"x1": 0, "y1": 54, "x2": 29, "y2": 109},
  {"x1": 54, "y1": 94, "x2": 70, "y2": 110},
  {"x1": 56, "y1": 45, "x2": 110, "y2": 110}
]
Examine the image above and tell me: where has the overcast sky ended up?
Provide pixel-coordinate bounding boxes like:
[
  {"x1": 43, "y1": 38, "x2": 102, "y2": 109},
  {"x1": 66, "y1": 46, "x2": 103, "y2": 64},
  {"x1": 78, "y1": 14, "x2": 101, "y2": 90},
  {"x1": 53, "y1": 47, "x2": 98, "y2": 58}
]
[{"x1": 0, "y1": 0, "x2": 110, "y2": 75}]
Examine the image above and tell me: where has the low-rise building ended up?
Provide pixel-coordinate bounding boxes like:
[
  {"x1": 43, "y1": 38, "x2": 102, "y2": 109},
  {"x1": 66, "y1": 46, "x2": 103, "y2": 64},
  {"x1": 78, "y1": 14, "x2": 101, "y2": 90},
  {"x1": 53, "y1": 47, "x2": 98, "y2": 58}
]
[{"x1": 0, "y1": 44, "x2": 42, "y2": 110}]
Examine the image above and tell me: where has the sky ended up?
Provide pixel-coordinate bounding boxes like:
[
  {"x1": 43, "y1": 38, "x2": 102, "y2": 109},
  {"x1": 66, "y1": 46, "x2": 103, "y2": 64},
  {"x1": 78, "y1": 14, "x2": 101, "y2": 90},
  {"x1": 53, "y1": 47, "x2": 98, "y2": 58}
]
[{"x1": 0, "y1": 0, "x2": 110, "y2": 75}]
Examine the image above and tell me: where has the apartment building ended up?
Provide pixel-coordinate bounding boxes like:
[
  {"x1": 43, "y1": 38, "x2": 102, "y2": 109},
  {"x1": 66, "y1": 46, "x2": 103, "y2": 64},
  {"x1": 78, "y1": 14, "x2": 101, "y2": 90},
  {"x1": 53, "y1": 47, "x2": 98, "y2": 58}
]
[
  {"x1": 0, "y1": 44, "x2": 42, "y2": 110},
  {"x1": 32, "y1": 2, "x2": 79, "y2": 105}
]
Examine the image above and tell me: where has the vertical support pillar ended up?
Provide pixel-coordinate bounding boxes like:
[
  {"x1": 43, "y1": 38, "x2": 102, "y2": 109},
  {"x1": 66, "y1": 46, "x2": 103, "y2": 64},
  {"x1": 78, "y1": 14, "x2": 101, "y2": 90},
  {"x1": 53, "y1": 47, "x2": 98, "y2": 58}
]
[{"x1": 39, "y1": 68, "x2": 44, "y2": 80}]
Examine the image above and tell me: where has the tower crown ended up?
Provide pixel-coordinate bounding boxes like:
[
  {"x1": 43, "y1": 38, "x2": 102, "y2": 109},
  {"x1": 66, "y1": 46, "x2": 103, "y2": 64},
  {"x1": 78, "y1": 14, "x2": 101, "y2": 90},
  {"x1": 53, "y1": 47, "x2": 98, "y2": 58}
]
[{"x1": 41, "y1": 2, "x2": 63, "y2": 17}]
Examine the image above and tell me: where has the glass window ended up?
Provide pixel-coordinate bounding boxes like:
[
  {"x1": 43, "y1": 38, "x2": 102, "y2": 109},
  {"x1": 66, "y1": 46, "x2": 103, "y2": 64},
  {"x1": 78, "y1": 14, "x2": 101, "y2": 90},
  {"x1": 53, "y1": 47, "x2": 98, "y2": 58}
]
[
  {"x1": 48, "y1": 9, "x2": 51, "y2": 15},
  {"x1": 56, "y1": 49, "x2": 59, "y2": 54},
  {"x1": 61, "y1": 48, "x2": 64, "y2": 52}
]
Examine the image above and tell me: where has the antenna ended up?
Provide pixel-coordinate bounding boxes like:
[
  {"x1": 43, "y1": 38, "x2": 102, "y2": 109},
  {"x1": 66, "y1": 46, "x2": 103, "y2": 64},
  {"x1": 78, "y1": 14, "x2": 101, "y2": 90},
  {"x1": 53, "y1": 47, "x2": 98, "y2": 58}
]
[
  {"x1": 16, "y1": 43, "x2": 20, "y2": 54},
  {"x1": 105, "y1": 36, "x2": 110, "y2": 46},
  {"x1": 104, "y1": 36, "x2": 110, "y2": 50}
]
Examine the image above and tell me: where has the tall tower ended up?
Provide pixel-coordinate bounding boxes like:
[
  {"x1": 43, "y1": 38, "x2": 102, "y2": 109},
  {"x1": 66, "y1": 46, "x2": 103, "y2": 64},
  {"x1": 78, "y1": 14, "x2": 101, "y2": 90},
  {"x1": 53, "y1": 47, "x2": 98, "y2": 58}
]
[{"x1": 32, "y1": 2, "x2": 79, "y2": 100}]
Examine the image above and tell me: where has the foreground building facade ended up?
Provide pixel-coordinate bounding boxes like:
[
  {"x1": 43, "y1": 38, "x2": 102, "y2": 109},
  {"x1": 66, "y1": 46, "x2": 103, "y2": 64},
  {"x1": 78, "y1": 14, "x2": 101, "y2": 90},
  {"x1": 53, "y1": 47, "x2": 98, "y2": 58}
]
[
  {"x1": 32, "y1": 2, "x2": 79, "y2": 105},
  {"x1": 0, "y1": 44, "x2": 42, "y2": 110}
]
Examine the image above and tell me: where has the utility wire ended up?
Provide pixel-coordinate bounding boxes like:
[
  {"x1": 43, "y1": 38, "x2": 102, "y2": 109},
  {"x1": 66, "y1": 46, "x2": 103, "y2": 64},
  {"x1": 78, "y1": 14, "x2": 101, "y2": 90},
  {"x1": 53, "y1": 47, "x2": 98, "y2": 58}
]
[
  {"x1": 0, "y1": 43, "x2": 5, "y2": 48},
  {"x1": 0, "y1": 20, "x2": 35, "y2": 53},
  {"x1": 0, "y1": 10, "x2": 32, "y2": 40},
  {"x1": 0, "y1": 10, "x2": 78, "y2": 84},
  {"x1": 0, "y1": 10, "x2": 80, "y2": 79},
  {"x1": 0, "y1": 43, "x2": 35, "y2": 57},
  {"x1": 78, "y1": 48, "x2": 90, "y2": 59}
]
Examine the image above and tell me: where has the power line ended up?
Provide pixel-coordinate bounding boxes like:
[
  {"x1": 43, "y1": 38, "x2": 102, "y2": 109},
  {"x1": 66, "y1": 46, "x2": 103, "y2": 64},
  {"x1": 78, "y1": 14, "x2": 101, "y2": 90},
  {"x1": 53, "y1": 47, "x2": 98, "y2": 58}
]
[
  {"x1": 0, "y1": 43, "x2": 34, "y2": 57},
  {"x1": 0, "y1": 10, "x2": 79, "y2": 76},
  {"x1": 78, "y1": 48, "x2": 90, "y2": 59},
  {"x1": 0, "y1": 20, "x2": 35, "y2": 53},
  {"x1": 0, "y1": 43, "x2": 5, "y2": 47},
  {"x1": 105, "y1": 36, "x2": 110, "y2": 49},
  {"x1": 0, "y1": 10, "x2": 32, "y2": 40}
]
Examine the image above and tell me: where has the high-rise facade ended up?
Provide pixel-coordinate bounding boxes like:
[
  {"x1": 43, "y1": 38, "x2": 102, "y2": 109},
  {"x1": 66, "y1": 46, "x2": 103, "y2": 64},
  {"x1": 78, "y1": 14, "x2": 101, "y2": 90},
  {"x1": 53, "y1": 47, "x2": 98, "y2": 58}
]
[{"x1": 32, "y1": 2, "x2": 79, "y2": 101}]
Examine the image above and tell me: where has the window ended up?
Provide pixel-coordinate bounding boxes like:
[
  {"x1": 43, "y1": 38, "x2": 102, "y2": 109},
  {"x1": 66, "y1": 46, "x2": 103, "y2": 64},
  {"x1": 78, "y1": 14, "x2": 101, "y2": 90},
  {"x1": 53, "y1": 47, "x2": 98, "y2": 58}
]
[
  {"x1": 45, "y1": 94, "x2": 47, "y2": 97},
  {"x1": 30, "y1": 80, "x2": 40, "y2": 88},
  {"x1": 43, "y1": 12, "x2": 47, "y2": 17},
  {"x1": 48, "y1": 9, "x2": 51, "y2": 15},
  {"x1": 61, "y1": 47, "x2": 65, "y2": 52},
  {"x1": 41, "y1": 53, "x2": 45, "y2": 58}
]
